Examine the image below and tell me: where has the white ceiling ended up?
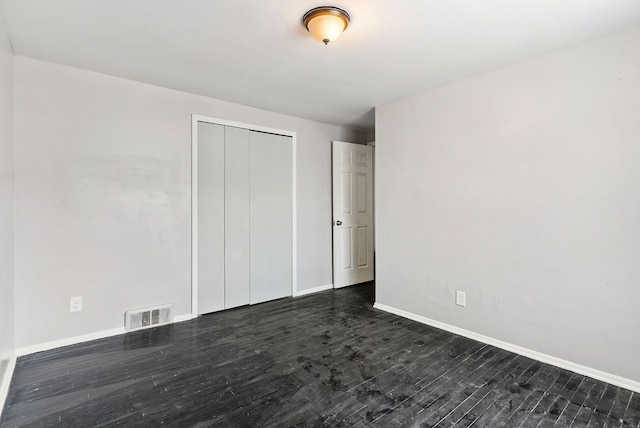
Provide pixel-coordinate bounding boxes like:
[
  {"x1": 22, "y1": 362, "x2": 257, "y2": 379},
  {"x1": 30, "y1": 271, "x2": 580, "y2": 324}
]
[{"x1": 2, "y1": 0, "x2": 640, "y2": 130}]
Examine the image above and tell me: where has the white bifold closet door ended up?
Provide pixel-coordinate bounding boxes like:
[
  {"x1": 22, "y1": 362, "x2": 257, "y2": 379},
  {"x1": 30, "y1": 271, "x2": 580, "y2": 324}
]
[
  {"x1": 197, "y1": 122, "x2": 292, "y2": 315},
  {"x1": 249, "y1": 131, "x2": 292, "y2": 304},
  {"x1": 198, "y1": 123, "x2": 225, "y2": 314},
  {"x1": 224, "y1": 126, "x2": 251, "y2": 309}
]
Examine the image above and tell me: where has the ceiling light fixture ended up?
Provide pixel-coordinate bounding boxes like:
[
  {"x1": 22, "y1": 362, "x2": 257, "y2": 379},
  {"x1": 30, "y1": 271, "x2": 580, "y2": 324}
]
[{"x1": 303, "y1": 6, "x2": 350, "y2": 45}]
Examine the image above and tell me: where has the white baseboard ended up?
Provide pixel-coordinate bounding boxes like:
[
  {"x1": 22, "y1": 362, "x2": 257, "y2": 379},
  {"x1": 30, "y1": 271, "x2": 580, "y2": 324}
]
[
  {"x1": 16, "y1": 327, "x2": 126, "y2": 357},
  {"x1": 373, "y1": 302, "x2": 640, "y2": 394},
  {"x1": 294, "y1": 283, "x2": 333, "y2": 297},
  {"x1": 15, "y1": 313, "x2": 193, "y2": 357},
  {"x1": 0, "y1": 352, "x2": 17, "y2": 417},
  {"x1": 173, "y1": 313, "x2": 195, "y2": 323}
]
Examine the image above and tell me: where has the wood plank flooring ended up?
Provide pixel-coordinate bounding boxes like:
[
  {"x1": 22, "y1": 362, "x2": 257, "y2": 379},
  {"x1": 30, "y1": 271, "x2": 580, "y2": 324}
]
[{"x1": 2, "y1": 283, "x2": 639, "y2": 427}]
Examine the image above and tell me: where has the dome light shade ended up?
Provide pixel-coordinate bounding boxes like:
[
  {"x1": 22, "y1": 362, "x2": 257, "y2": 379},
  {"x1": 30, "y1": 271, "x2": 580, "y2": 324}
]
[{"x1": 303, "y1": 6, "x2": 350, "y2": 45}]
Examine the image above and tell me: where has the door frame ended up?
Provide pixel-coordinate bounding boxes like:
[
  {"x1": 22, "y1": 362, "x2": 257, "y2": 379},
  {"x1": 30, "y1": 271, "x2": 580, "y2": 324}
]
[{"x1": 191, "y1": 114, "x2": 297, "y2": 317}]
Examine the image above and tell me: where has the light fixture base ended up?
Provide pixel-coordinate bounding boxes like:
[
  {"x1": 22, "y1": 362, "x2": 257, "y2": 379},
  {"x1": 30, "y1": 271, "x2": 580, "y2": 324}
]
[{"x1": 302, "y1": 6, "x2": 351, "y2": 45}]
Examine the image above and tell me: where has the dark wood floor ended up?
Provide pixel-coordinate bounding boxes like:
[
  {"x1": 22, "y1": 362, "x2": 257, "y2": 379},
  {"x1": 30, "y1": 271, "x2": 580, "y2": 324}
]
[{"x1": 2, "y1": 283, "x2": 639, "y2": 427}]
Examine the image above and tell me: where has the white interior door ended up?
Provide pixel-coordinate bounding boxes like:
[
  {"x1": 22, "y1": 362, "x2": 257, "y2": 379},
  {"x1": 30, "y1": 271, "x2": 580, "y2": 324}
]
[{"x1": 332, "y1": 141, "x2": 374, "y2": 288}]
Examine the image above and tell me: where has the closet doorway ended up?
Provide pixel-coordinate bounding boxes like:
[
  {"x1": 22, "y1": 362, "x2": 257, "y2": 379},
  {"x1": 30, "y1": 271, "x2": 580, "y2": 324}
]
[{"x1": 191, "y1": 115, "x2": 297, "y2": 316}]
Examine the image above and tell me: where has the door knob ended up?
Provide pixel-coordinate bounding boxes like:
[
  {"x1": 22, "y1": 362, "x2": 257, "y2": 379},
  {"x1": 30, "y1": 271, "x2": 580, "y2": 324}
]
[{"x1": 335, "y1": 220, "x2": 342, "y2": 226}]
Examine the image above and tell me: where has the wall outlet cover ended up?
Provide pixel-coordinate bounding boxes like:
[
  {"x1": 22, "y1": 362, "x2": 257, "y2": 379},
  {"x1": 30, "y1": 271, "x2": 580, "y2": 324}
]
[
  {"x1": 456, "y1": 291, "x2": 466, "y2": 307},
  {"x1": 70, "y1": 296, "x2": 83, "y2": 312}
]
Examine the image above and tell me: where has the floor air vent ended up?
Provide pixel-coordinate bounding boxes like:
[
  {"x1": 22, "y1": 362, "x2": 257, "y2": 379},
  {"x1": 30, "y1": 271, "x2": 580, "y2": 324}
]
[{"x1": 125, "y1": 304, "x2": 173, "y2": 331}]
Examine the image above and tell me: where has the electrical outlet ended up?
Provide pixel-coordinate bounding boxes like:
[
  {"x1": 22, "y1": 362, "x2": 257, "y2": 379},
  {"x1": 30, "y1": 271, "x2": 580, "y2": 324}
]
[
  {"x1": 70, "y1": 296, "x2": 83, "y2": 312},
  {"x1": 456, "y1": 291, "x2": 466, "y2": 307}
]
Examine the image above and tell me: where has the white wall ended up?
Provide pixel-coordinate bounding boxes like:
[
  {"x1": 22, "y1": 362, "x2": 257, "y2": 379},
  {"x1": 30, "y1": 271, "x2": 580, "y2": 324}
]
[
  {"x1": 376, "y1": 26, "x2": 640, "y2": 383},
  {"x1": 0, "y1": 10, "x2": 14, "y2": 400},
  {"x1": 13, "y1": 57, "x2": 365, "y2": 348}
]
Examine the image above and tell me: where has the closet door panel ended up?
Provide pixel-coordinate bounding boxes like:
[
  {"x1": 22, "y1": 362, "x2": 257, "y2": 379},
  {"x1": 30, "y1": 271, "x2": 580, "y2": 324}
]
[
  {"x1": 197, "y1": 122, "x2": 225, "y2": 314},
  {"x1": 224, "y1": 126, "x2": 251, "y2": 308},
  {"x1": 249, "y1": 132, "x2": 293, "y2": 304}
]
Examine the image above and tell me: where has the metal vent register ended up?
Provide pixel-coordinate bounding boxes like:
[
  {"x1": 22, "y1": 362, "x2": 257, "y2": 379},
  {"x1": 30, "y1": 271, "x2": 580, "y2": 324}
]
[{"x1": 125, "y1": 304, "x2": 172, "y2": 331}]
